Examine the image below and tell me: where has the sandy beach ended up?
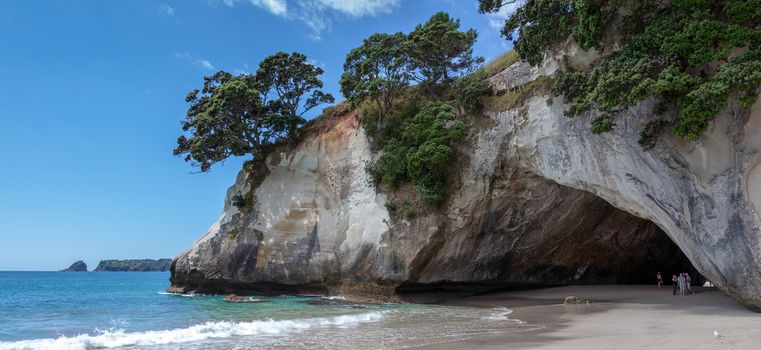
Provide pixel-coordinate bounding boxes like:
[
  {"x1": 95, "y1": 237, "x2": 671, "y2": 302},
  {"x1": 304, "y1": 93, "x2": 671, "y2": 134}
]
[{"x1": 413, "y1": 285, "x2": 761, "y2": 350}]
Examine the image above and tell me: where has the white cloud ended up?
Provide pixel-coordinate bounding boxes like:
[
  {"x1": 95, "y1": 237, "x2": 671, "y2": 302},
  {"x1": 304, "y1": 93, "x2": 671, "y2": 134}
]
[
  {"x1": 159, "y1": 4, "x2": 175, "y2": 16},
  {"x1": 249, "y1": 0, "x2": 288, "y2": 16},
  {"x1": 175, "y1": 52, "x2": 215, "y2": 71},
  {"x1": 218, "y1": 0, "x2": 402, "y2": 40},
  {"x1": 196, "y1": 59, "x2": 215, "y2": 70},
  {"x1": 307, "y1": 0, "x2": 400, "y2": 17},
  {"x1": 234, "y1": 64, "x2": 251, "y2": 75},
  {"x1": 486, "y1": 1, "x2": 522, "y2": 31},
  {"x1": 222, "y1": 0, "x2": 287, "y2": 16}
]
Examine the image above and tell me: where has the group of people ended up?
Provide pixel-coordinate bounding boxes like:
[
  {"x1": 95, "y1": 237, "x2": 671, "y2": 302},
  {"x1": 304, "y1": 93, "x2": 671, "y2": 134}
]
[{"x1": 656, "y1": 271, "x2": 694, "y2": 295}]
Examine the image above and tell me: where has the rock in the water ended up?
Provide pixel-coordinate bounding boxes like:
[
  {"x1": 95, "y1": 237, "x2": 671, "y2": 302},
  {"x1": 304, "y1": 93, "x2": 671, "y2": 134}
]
[
  {"x1": 223, "y1": 294, "x2": 270, "y2": 303},
  {"x1": 564, "y1": 296, "x2": 590, "y2": 305},
  {"x1": 60, "y1": 260, "x2": 87, "y2": 272},
  {"x1": 94, "y1": 259, "x2": 172, "y2": 272}
]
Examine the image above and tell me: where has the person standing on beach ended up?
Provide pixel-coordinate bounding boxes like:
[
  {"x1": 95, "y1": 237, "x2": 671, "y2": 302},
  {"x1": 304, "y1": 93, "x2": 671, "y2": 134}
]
[
  {"x1": 678, "y1": 273, "x2": 687, "y2": 296},
  {"x1": 657, "y1": 272, "x2": 663, "y2": 288},
  {"x1": 672, "y1": 275, "x2": 678, "y2": 295},
  {"x1": 686, "y1": 273, "x2": 692, "y2": 294}
]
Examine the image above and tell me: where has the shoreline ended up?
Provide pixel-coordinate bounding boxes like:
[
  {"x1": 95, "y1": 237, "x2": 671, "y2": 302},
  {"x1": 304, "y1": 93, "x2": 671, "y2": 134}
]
[{"x1": 412, "y1": 285, "x2": 761, "y2": 349}]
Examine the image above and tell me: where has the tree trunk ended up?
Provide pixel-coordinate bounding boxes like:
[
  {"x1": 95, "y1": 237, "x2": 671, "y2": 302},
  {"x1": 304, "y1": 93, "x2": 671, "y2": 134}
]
[{"x1": 375, "y1": 98, "x2": 383, "y2": 134}]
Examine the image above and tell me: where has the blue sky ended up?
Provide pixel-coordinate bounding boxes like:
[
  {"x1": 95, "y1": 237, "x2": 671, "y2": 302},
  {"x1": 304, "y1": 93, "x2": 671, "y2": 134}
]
[{"x1": 0, "y1": 0, "x2": 513, "y2": 271}]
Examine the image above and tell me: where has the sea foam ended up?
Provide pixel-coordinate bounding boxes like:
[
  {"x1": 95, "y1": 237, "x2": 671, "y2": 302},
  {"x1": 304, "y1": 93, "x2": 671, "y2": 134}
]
[
  {"x1": 0, "y1": 312, "x2": 385, "y2": 350},
  {"x1": 483, "y1": 306, "x2": 514, "y2": 321}
]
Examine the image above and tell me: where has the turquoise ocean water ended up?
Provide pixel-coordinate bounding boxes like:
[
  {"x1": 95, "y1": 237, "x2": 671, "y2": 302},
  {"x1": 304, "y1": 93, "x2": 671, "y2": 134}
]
[{"x1": 0, "y1": 272, "x2": 540, "y2": 349}]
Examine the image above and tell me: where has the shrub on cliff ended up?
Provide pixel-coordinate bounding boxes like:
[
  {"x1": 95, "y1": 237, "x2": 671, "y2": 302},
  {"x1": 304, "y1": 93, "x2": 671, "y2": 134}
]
[
  {"x1": 453, "y1": 70, "x2": 491, "y2": 113},
  {"x1": 481, "y1": 0, "x2": 761, "y2": 146},
  {"x1": 368, "y1": 101, "x2": 467, "y2": 207},
  {"x1": 174, "y1": 52, "x2": 333, "y2": 172}
]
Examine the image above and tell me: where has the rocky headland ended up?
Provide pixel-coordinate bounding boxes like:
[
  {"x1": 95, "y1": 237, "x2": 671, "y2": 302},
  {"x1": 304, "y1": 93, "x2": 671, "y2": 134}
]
[
  {"x1": 60, "y1": 260, "x2": 88, "y2": 272},
  {"x1": 94, "y1": 259, "x2": 172, "y2": 272},
  {"x1": 169, "y1": 42, "x2": 761, "y2": 310}
]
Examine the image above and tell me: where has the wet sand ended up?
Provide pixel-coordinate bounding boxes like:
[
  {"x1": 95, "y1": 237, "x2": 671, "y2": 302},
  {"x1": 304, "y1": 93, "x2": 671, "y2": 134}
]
[{"x1": 412, "y1": 285, "x2": 761, "y2": 350}]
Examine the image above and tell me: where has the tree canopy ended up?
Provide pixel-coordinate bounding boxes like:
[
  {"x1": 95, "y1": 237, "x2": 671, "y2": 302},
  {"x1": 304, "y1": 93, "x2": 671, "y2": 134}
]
[
  {"x1": 482, "y1": 0, "x2": 761, "y2": 144},
  {"x1": 340, "y1": 32, "x2": 411, "y2": 131},
  {"x1": 339, "y1": 12, "x2": 482, "y2": 207},
  {"x1": 174, "y1": 52, "x2": 333, "y2": 171},
  {"x1": 408, "y1": 12, "x2": 484, "y2": 86},
  {"x1": 340, "y1": 11, "x2": 483, "y2": 129},
  {"x1": 256, "y1": 52, "x2": 335, "y2": 135}
]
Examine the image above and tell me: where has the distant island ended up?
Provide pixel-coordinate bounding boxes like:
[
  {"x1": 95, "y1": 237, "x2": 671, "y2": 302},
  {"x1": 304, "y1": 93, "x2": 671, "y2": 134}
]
[
  {"x1": 94, "y1": 259, "x2": 172, "y2": 272},
  {"x1": 60, "y1": 260, "x2": 88, "y2": 272}
]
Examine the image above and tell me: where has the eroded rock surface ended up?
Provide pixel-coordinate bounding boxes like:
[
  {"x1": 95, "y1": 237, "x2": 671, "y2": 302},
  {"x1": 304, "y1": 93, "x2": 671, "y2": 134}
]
[{"x1": 171, "y1": 56, "x2": 761, "y2": 310}]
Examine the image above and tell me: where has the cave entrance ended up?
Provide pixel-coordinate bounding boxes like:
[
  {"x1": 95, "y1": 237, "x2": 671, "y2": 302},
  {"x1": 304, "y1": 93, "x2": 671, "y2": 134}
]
[
  {"x1": 497, "y1": 180, "x2": 703, "y2": 287},
  {"x1": 401, "y1": 174, "x2": 702, "y2": 291}
]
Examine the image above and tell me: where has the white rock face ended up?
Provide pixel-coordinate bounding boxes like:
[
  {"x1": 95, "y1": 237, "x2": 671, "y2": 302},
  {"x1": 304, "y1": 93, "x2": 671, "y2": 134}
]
[
  {"x1": 171, "y1": 58, "x2": 761, "y2": 310},
  {"x1": 171, "y1": 114, "x2": 391, "y2": 291},
  {"x1": 502, "y1": 93, "x2": 761, "y2": 308}
]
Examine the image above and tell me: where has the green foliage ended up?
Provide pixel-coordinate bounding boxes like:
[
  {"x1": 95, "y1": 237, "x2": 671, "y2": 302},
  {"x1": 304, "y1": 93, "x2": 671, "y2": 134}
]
[
  {"x1": 343, "y1": 12, "x2": 484, "y2": 208},
  {"x1": 341, "y1": 12, "x2": 483, "y2": 131},
  {"x1": 175, "y1": 52, "x2": 333, "y2": 171},
  {"x1": 408, "y1": 12, "x2": 485, "y2": 86},
  {"x1": 452, "y1": 70, "x2": 491, "y2": 113},
  {"x1": 481, "y1": 0, "x2": 575, "y2": 66},
  {"x1": 340, "y1": 32, "x2": 411, "y2": 132},
  {"x1": 591, "y1": 114, "x2": 614, "y2": 134},
  {"x1": 492, "y1": 0, "x2": 761, "y2": 145},
  {"x1": 256, "y1": 52, "x2": 335, "y2": 135},
  {"x1": 231, "y1": 191, "x2": 247, "y2": 209},
  {"x1": 571, "y1": 0, "x2": 609, "y2": 50},
  {"x1": 384, "y1": 200, "x2": 397, "y2": 214},
  {"x1": 675, "y1": 49, "x2": 761, "y2": 140},
  {"x1": 368, "y1": 137, "x2": 409, "y2": 187},
  {"x1": 401, "y1": 200, "x2": 417, "y2": 218},
  {"x1": 174, "y1": 72, "x2": 273, "y2": 172},
  {"x1": 368, "y1": 101, "x2": 467, "y2": 207},
  {"x1": 359, "y1": 102, "x2": 381, "y2": 136}
]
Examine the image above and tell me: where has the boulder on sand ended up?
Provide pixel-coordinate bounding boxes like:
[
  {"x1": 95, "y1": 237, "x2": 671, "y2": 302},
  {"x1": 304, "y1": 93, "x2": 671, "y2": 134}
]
[{"x1": 564, "y1": 296, "x2": 590, "y2": 305}]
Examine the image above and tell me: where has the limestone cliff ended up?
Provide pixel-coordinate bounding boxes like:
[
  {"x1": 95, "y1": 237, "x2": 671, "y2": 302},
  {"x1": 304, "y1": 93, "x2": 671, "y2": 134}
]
[{"x1": 170, "y1": 50, "x2": 761, "y2": 310}]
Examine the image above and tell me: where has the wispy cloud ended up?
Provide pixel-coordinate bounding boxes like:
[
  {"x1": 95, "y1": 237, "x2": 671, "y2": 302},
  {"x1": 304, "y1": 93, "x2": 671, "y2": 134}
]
[
  {"x1": 159, "y1": 4, "x2": 176, "y2": 16},
  {"x1": 223, "y1": 0, "x2": 287, "y2": 16},
  {"x1": 175, "y1": 52, "x2": 215, "y2": 71},
  {"x1": 309, "y1": 0, "x2": 400, "y2": 17},
  {"x1": 196, "y1": 59, "x2": 215, "y2": 70},
  {"x1": 219, "y1": 0, "x2": 401, "y2": 39},
  {"x1": 485, "y1": 1, "x2": 522, "y2": 31},
  {"x1": 234, "y1": 64, "x2": 251, "y2": 75}
]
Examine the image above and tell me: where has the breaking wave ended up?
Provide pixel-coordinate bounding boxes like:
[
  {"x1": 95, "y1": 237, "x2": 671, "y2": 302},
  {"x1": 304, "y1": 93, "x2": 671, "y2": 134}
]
[{"x1": 0, "y1": 312, "x2": 385, "y2": 350}]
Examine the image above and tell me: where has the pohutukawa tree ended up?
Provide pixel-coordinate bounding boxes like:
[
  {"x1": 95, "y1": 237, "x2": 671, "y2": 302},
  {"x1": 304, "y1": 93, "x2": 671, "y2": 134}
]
[
  {"x1": 407, "y1": 11, "x2": 484, "y2": 87},
  {"x1": 340, "y1": 32, "x2": 412, "y2": 132},
  {"x1": 174, "y1": 52, "x2": 334, "y2": 172},
  {"x1": 256, "y1": 52, "x2": 335, "y2": 136}
]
